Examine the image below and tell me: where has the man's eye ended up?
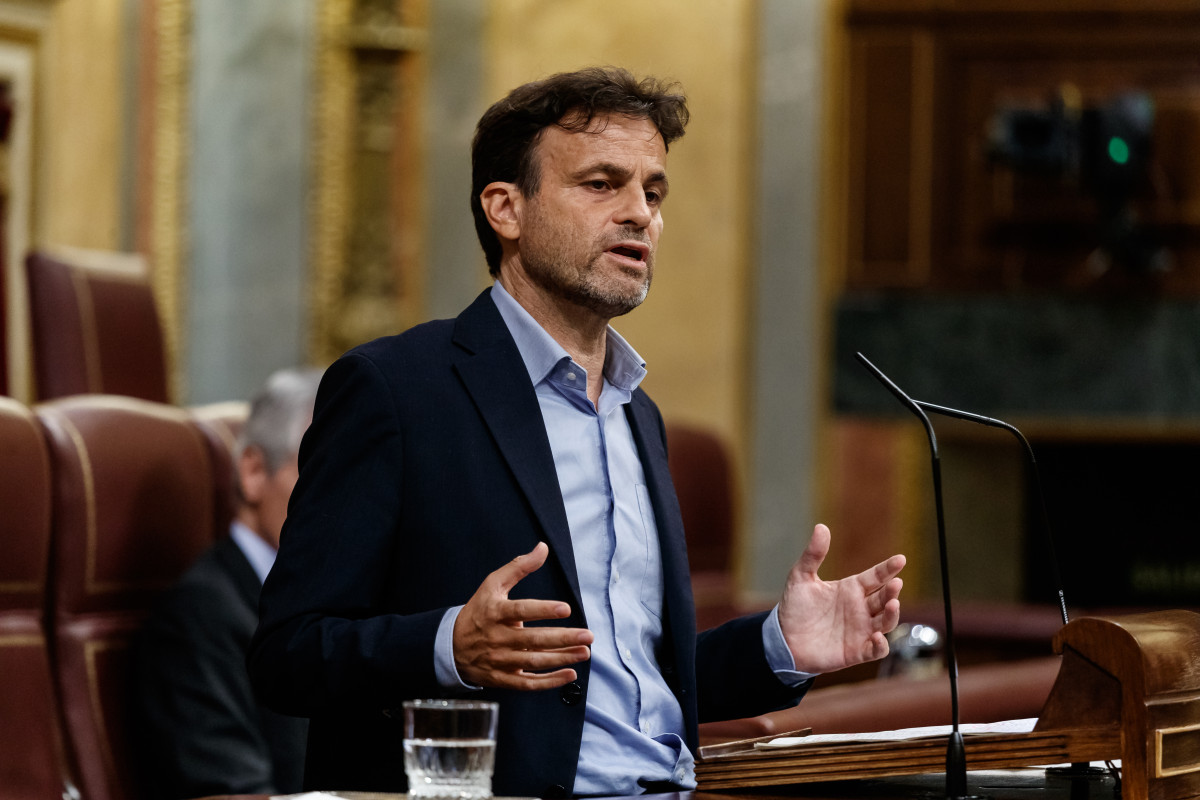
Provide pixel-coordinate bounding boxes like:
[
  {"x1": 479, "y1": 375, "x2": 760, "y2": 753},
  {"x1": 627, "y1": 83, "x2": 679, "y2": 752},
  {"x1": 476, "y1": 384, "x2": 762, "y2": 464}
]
[
  {"x1": 646, "y1": 191, "x2": 662, "y2": 204},
  {"x1": 588, "y1": 180, "x2": 609, "y2": 190}
]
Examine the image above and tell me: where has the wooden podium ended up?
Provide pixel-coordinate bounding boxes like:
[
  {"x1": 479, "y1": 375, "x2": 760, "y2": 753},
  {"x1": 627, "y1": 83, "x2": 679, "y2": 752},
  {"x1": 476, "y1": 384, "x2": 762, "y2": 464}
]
[{"x1": 697, "y1": 610, "x2": 1200, "y2": 800}]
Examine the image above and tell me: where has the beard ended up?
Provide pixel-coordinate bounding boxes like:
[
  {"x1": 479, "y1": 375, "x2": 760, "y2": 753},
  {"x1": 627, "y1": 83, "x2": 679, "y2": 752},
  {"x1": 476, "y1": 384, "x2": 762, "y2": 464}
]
[{"x1": 520, "y1": 206, "x2": 654, "y2": 320}]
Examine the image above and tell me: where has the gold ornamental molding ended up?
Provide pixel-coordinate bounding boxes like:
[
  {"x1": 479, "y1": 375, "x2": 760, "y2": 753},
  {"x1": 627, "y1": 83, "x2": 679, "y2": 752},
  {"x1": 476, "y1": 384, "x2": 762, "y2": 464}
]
[
  {"x1": 309, "y1": 0, "x2": 355, "y2": 366},
  {"x1": 340, "y1": 21, "x2": 427, "y2": 52},
  {"x1": 150, "y1": 0, "x2": 191, "y2": 402},
  {"x1": 309, "y1": 0, "x2": 427, "y2": 366},
  {"x1": 0, "y1": 16, "x2": 44, "y2": 403}
]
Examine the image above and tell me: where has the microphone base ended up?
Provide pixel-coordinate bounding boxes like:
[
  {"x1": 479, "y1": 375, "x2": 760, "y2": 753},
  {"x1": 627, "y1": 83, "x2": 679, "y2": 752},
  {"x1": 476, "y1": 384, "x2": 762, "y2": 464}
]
[
  {"x1": 1045, "y1": 762, "x2": 1114, "y2": 800},
  {"x1": 1045, "y1": 763, "x2": 1110, "y2": 779},
  {"x1": 944, "y1": 740, "x2": 989, "y2": 799}
]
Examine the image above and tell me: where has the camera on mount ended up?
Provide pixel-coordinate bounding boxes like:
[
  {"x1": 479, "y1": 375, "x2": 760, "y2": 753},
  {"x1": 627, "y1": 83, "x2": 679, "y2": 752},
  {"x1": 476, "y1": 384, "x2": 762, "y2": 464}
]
[
  {"x1": 988, "y1": 86, "x2": 1153, "y2": 193},
  {"x1": 987, "y1": 86, "x2": 1165, "y2": 275}
]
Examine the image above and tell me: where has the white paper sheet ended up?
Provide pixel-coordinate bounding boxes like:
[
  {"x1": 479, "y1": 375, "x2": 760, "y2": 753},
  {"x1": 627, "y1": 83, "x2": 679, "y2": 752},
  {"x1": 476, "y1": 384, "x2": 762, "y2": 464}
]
[{"x1": 755, "y1": 717, "x2": 1039, "y2": 749}]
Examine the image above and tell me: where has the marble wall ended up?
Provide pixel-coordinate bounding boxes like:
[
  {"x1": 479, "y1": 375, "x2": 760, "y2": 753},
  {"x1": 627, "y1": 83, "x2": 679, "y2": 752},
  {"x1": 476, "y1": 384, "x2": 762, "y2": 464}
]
[
  {"x1": 186, "y1": 0, "x2": 313, "y2": 403},
  {"x1": 834, "y1": 293, "x2": 1200, "y2": 419}
]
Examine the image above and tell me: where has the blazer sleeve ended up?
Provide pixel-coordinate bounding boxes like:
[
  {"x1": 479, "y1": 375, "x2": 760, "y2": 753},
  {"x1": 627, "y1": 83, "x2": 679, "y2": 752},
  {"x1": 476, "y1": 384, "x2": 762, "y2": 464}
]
[
  {"x1": 248, "y1": 351, "x2": 448, "y2": 717},
  {"x1": 694, "y1": 610, "x2": 811, "y2": 723}
]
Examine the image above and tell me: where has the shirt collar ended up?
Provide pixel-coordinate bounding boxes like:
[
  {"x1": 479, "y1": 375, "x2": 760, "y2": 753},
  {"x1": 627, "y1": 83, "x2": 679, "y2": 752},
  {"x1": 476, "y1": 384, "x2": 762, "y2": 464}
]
[
  {"x1": 229, "y1": 520, "x2": 277, "y2": 585},
  {"x1": 490, "y1": 280, "x2": 647, "y2": 393}
]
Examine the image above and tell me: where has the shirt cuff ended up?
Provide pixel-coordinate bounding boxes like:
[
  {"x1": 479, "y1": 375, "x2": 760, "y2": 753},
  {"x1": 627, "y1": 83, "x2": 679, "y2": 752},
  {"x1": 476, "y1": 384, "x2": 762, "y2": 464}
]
[
  {"x1": 434, "y1": 605, "x2": 482, "y2": 691},
  {"x1": 762, "y1": 605, "x2": 820, "y2": 686}
]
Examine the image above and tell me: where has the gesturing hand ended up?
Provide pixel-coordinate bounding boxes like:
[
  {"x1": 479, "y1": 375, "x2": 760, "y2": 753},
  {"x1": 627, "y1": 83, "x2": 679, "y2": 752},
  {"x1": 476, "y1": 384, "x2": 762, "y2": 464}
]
[
  {"x1": 778, "y1": 524, "x2": 906, "y2": 675},
  {"x1": 453, "y1": 542, "x2": 594, "y2": 691}
]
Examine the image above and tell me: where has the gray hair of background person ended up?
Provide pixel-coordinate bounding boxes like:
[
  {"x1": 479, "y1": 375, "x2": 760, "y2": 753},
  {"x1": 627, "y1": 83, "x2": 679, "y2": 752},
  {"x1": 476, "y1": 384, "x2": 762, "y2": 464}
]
[{"x1": 236, "y1": 367, "x2": 323, "y2": 473}]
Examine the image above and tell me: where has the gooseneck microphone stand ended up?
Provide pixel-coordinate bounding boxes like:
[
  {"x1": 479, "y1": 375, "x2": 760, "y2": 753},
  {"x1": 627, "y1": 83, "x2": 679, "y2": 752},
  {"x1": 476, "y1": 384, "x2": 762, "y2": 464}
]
[
  {"x1": 908, "y1": 401, "x2": 1111, "y2": 782},
  {"x1": 912, "y1": 400, "x2": 1069, "y2": 627},
  {"x1": 855, "y1": 353, "x2": 975, "y2": 800},
  {"x1": 856, "y1": 353, "x2": 1107, "y2": 793}
]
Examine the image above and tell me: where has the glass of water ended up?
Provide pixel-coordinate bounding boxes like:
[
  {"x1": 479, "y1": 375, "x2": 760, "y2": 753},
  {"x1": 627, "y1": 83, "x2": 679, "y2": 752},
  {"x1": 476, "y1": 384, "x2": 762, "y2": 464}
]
[{"x1": 403, "y1": 699, "x2": 499, "y2": 799}]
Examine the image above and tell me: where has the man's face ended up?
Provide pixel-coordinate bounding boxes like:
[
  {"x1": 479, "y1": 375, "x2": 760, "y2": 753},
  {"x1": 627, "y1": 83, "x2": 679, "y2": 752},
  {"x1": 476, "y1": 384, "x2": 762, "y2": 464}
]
[
  {"x1": 256, "y1": 456, "x2": 299, "y2": 550},
  {"x1": 238, "y1": 447, "x2": 300, "y2": 550},
  {"x1": 516, "y1": 114, "x2": 669, "y2": 319}
]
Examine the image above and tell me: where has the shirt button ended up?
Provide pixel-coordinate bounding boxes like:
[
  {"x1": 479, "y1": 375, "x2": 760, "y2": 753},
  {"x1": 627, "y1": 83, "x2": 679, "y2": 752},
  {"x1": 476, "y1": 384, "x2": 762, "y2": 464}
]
[
  {"x1": 612, "y1": 568, "x2": 620, "y2": 583},
  {"x1": 623, "y1": 647, "x2": 632, "y2": 660},
  {"x1": 566, "y1": 371, "x2": 577, "y2": 381}
]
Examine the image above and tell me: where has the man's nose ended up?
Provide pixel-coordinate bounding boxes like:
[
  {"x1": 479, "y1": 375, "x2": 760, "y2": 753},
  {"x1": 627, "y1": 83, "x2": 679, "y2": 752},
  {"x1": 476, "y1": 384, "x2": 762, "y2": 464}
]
[{"x1": 614, "y1": 188, "x2": 653, "y2": 229}]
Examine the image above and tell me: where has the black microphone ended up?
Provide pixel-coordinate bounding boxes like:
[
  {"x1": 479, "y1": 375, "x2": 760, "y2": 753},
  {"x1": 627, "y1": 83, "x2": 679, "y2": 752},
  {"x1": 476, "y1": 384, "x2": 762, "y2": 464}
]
[
  {"x1": 854, "y1": 352, "x2": 973, "y2": 800},
  {"x1": 912, "y1": 400, "x2": 1069, "y2": 627},
  {"x1": 910, "y1": 401, "x2": 1106, "y2": 783}
]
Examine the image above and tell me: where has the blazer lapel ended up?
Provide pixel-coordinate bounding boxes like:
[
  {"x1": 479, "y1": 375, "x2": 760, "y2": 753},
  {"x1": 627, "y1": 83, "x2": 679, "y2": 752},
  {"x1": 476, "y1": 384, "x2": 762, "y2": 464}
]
[
  {"x1": 213, "y1": 534, "x2": 263, "y2": 609},
  {"x1": 451, "y1": 291, "x2": 583, "y2": 610},
  {"x1": 625, "y1": 392, "x2": 694, "y2": 634},
  {"x1": 626, "y1": 391, "x2": 699, "y2": 737}
]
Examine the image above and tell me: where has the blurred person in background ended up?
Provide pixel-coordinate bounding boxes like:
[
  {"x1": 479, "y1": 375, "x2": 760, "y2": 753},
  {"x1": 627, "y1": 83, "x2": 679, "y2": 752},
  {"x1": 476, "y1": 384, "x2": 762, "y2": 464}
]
[{"x1": 134, "y1": 367, "x2": 322, "y2": 799}]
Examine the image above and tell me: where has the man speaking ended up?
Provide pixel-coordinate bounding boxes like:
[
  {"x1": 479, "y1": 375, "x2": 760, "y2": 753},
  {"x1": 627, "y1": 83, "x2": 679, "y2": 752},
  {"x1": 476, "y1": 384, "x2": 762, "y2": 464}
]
[{"x1": 249, "y1": 66, "x2": 905, "y2": 797}]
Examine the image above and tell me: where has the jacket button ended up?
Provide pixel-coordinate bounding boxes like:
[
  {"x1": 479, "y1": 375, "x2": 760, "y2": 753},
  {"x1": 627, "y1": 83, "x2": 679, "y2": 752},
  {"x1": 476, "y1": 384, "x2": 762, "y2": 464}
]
[
  {"x1": 560, "y1": 681, "x2": 583, "y2": 706},
  {"x1": 544, "y1": 784, "x2": 568, "y2": 798}
]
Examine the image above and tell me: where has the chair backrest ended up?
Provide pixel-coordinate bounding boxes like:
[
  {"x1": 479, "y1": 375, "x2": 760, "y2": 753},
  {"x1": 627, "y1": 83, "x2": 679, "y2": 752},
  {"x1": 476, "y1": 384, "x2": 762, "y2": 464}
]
[
  {"x1": 189, "y1": 399, "x2": 251, "y2": 530},
  {"x1": 25, "y1": 247, "x2": 169, "y2": 403},
  {"x1": 189, "y1": 399, "x2": 250, "y2": 459},
  {"x1": 38, "y1": 395, "x2": 231, "y2": 800},
  {"x1": 0, "y1": 397, "x2": 76, "y2": 800}
]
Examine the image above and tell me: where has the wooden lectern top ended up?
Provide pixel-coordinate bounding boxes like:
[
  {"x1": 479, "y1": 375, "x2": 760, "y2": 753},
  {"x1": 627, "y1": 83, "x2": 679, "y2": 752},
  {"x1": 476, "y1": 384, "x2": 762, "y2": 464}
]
[{"x1": 697, "y1": 610, "x2": 1200, "y2": 800}]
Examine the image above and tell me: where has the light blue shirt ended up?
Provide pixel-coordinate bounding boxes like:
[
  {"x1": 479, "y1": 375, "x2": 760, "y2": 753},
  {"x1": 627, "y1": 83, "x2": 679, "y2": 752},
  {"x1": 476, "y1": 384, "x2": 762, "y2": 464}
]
[
  {"x1": 433, "y1": 282, "x2": 810, "y2": 795},
  {"x1": 229, "y1": 520, "x2": 277, "y2": 585}
]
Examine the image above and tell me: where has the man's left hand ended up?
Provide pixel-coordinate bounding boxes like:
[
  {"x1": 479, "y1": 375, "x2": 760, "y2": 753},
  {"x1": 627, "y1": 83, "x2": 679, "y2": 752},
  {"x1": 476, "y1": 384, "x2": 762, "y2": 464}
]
[{"x1": 777, "y1": 523, "x2": 906, "y2": 674}]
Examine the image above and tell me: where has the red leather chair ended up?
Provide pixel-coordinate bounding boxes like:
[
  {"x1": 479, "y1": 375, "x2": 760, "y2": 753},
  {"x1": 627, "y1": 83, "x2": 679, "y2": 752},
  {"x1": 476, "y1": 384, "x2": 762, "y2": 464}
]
[
  {"x1": 0, "y1": 397, "x2": 77, "y2": 800},
  {"x1": 38, "y1": 395, "x2": 233, "y2": 800},
  {"x1": 25, "y1": 247, "x2": 169, "y2": 403},
  {"x1": 665, "y1": 422, "x2": 739, "y2": 622},
  {"x1": 189, "y1": 400, "x2": 250, "y2": 459},
  {"x1": 666, "y1": 422, "x2": 735, "y2": 572}
]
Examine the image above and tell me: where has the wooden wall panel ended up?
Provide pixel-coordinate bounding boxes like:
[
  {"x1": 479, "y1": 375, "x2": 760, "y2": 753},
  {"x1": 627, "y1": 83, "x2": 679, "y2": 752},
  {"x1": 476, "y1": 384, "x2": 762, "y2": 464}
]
[
  {"x1": 841, "y1": 2, "x2": 1200, "y2": 295},
  {"x1": 847, "y1": 31, "x2": 934, "y2": 288}
]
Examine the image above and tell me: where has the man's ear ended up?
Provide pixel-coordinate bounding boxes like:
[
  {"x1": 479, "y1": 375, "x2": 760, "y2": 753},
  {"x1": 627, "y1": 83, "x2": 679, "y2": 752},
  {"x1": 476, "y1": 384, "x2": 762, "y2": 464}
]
[
  {"x1": 479, "y1": 182, "x2": 523, "y2": 243},
  {"x1": 237, "y1": 445, "x2": 269, "y2": 505}
]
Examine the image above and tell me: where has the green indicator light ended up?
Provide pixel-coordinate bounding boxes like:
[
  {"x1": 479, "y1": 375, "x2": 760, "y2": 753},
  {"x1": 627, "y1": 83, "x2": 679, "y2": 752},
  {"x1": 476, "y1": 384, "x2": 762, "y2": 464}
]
[{"x1": 1108, "y1": 136, "x2": 1130, "y2": 165}]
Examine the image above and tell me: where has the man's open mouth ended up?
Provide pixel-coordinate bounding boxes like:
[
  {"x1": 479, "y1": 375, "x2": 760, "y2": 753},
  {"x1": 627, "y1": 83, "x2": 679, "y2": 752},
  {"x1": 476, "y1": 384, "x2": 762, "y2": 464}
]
[{"x1": 608, "y1": 243, "x2": 649, "y2": 262}]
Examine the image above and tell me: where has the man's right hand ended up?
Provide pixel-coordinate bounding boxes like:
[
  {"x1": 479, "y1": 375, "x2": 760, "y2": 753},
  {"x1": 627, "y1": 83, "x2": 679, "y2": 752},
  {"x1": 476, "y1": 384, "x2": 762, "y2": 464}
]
[{"x1": 453, "y1": 542, "x2": 594, "y2": 690}]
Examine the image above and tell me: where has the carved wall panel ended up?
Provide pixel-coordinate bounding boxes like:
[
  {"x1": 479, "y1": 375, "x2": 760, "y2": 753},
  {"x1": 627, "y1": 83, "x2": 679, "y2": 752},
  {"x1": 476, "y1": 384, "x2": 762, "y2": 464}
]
[
  {"x1": 0, "y1": 11, "x2": 44, "y2": 400},
  {"x1": 842, "y1": 2, "x2": 1200, "y2": 296},
  {"x1": 309, "y1": 0, "x2": 426, "y2": 365}
]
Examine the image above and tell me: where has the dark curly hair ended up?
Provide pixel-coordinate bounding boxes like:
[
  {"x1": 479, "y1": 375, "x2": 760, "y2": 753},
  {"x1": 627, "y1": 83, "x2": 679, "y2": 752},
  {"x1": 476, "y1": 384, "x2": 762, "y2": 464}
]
[{"x1": 470, "y1": 66, "x2": 690, "y2": 275}]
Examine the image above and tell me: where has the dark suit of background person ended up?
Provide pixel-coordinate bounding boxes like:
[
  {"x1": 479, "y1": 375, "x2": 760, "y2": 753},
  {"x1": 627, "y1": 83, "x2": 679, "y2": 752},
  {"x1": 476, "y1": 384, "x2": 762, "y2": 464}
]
[
  {"x1": 248, "y1": 67, "x2": 905, "y2": 799},
  {"x1": 134, "y1": 368, "x2": 322, "y2": 799},
  {"x1": 134, "y1": 535, "x2": 307, "y2": 798}
]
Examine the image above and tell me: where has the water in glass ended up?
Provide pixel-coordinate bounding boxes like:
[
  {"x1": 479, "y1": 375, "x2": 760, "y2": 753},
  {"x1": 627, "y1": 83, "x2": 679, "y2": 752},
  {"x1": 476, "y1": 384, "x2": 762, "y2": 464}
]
[{"x1": 404, "y1": 737, "x2": 496, "y2": 799}]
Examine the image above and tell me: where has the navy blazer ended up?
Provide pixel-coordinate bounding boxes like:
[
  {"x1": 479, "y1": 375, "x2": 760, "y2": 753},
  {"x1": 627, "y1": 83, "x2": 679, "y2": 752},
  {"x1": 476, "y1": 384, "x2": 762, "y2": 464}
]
[{"x1": 248, "y1": 289, "x2": 805, "y2": 797}]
